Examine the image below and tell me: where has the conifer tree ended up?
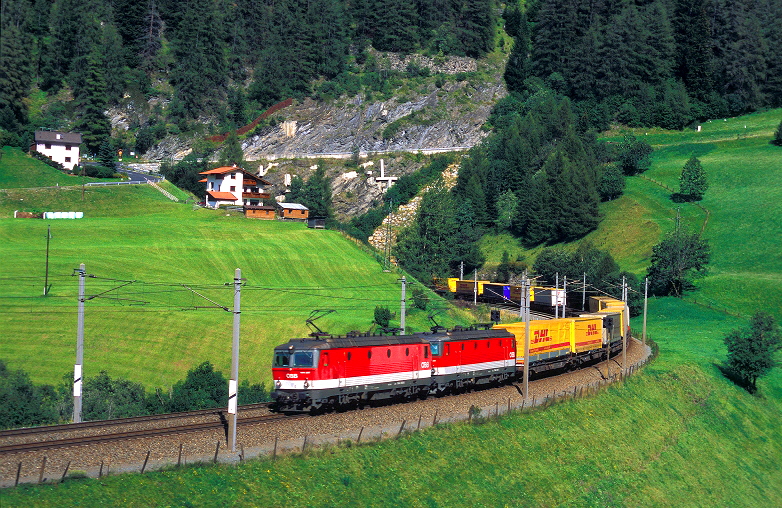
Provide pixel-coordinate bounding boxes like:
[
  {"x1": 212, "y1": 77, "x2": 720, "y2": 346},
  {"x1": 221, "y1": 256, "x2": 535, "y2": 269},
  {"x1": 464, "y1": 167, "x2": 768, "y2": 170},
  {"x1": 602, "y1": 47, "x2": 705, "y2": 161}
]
[
  {"x1": 773, "y1": 120, "x2": 782, "y2": 146},
  {"x1": 0, "y1": 24, "x2": 32, "y2": 132},
  {"x1": 218, "y1": 131, "x2": 244, "y2": 168},
  {"x1": 75, "y1": 49, "x2": 111, "y2": 154},
  {"x1": 679, "y1": 155, "x2": 708, "y2": 200}
]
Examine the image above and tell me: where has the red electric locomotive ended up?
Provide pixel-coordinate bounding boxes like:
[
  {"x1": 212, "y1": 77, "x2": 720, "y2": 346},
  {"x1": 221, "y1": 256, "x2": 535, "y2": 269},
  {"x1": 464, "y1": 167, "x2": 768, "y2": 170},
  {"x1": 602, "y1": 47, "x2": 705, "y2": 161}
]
[
  {"x1": 271, "y1": 333, "x2": 432, "y2": 413},
  {"x1": 427, "y1": 325, "x2": 516, "y2": 395},
  {"x1": 271, "y1": 325, "x2": 517, "y2": 413}
]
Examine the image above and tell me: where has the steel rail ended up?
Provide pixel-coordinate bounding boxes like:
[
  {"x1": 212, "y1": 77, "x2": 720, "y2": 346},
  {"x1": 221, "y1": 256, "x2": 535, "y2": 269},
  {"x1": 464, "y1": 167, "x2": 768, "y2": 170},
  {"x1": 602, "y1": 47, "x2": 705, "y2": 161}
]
[
  {"x1": 0, "y1": 403, "x2": 271, "y2": 438},
  {"x1": 0, "y1": 413, "x2": 304, "y2": 455}
]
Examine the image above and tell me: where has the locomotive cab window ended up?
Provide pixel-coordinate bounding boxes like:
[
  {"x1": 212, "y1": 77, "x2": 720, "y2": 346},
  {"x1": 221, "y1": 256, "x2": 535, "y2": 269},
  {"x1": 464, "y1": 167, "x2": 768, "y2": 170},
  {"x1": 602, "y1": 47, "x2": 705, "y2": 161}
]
[
  {"x1": 430, "y1": 342, "x2": 441, "y2": 356},
  {"x1": 273, "y1": 352, "x2": 290, "y2": 367}
]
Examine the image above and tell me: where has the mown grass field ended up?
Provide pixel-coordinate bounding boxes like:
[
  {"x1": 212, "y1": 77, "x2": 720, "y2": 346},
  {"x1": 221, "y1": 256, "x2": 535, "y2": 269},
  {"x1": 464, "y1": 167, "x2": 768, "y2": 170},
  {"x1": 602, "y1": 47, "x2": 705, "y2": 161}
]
[
  {"x1": 0, "y1": 146, "x2": 107, "y2": 190},
  {"x1": 2, "y1": 108, "x2": 782, "y2": 505},
  {"x1": 0, "y1": 181, "x2": 471, "y2": 390}
]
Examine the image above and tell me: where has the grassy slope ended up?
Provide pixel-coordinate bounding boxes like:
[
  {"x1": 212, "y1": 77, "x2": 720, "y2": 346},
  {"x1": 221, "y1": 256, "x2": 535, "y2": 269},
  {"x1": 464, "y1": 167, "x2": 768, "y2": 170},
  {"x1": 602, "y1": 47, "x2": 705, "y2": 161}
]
[
  {"x1": 2, "y1": 301, "x2": 781, "y2": 507},
  {"x1": 2, "y1": 109, "x2": 782, "y2": 505},
  {"x1": 0, "y1": 146, "x2": 106, "y2": 189},
  {"x1": 0, "y1": 185, "x2": 470, "y2": 389}
]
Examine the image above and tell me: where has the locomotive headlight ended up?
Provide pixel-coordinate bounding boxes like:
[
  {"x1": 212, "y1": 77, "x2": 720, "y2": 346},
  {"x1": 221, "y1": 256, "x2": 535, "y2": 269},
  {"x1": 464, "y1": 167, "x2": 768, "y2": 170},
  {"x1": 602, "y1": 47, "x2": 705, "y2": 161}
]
[
  {"x1": 303, "y1": 380, "x2": 309, "y2": 389},
  {"x1": 275, "y1": 380, "x2": 281, "y2": 388}
]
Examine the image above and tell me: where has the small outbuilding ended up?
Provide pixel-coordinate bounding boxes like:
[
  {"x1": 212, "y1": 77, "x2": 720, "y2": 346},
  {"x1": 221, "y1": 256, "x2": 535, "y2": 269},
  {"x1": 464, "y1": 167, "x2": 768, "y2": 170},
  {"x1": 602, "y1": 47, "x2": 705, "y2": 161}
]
[
  {"x1": 244, "y1": 205, "x2": 276, "y2": 219},
  {"x1": 307, "y1": 217, "x2": 326, "y2": 229},
  {"x1": 277, "y1": 202, "x2": 309, "y2": 221}
]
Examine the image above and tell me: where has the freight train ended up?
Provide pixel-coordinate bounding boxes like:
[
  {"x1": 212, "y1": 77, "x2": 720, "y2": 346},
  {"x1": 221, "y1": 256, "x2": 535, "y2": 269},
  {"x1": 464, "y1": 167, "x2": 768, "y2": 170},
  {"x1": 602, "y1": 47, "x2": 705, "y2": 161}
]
[
  {"x1": 271, "y1": 295, "x2": 630, "y2": 413},
  {"x1": 442, "y1": 278, "x2": 568, "y2": 313}
]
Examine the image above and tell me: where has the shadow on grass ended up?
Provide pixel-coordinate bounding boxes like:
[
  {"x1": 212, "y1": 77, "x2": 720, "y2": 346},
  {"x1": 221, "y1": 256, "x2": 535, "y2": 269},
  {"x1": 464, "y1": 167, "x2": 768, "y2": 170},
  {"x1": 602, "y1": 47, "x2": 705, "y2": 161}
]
[{"x1": 714, "y1": 362, "x2": 757, "y2": 395}]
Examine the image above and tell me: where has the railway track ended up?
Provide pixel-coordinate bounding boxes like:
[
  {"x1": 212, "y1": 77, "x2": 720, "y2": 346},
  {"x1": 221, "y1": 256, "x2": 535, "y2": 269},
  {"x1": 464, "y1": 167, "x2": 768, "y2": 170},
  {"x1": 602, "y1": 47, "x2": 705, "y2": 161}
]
[
  {"x1": 0, "y1": 403, "x2": 271, "y2": 438},
  {"x1": 0, "y1": 412, "x2": 306, "y2": 455}
]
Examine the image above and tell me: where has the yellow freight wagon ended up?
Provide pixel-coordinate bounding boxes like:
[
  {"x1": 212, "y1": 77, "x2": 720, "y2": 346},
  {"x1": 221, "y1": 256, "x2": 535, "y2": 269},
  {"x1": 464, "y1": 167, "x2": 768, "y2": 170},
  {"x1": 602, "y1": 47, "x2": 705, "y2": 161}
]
[
  {"x1": 494, "y1": 319, "x2": 573, "y2": 369},
  {"x1": 571, "y1": 317, "x2": 604, "y2": 353},
  {"x1": 454, "y1": 279, "x2": 491, "y2": 298}
]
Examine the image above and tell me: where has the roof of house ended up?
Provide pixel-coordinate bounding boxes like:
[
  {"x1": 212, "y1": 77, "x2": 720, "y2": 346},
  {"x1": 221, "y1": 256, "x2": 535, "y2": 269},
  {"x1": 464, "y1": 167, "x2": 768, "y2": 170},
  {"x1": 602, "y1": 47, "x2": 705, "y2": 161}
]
[
  {"x1": 199, "y1": 166, "x2": 271, "y2": 185},
  {"x1": 34, "y1": 130, "x2": 82, "y2": 144},
  {"x1": 277, "y1": 202, "x2": 309, "y2": 211},
  {"x1": 198, "y1": 178, "x2": 207, "y2": 183},
  {"x1": 207, "y1": 191, "x2": 238, "y2": 200},
  {"x1": 244, "y1": 205, "x2": 275, "y2": 210}
]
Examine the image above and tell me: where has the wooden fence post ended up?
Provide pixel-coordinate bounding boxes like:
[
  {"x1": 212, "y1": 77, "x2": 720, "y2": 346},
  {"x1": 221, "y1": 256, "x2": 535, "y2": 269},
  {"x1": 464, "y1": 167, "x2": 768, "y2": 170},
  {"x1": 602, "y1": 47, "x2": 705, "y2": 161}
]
[
  {"x1": 98, "y1": 460, "x2": 103, "y2": 478},
  {"x1": 357, "y1": 427, "x2": 364, "y2": 444},
  {"x1": 177, "y1": 443, "x2": 183, "y2": 467},
  {"x1": 302, "y1": 435, "x2": 308, "y2": 453},
  {"x1": 213, "y1": 441, "x2": 220, "y2": 463},
  {"x1": 273, "y1": 436, "x2": 278, "y2": 459},
  {"x1": 15, "y1": 462, "x2": 22, "y2": 487},
  {"x1": 398, "y1": 420, "x2": 406, "y2": 437},
  {"x1": 38, "y1": 456, "x2": 47, "y2": 484},
  {"x1": 141, "y1": 451, "x2": 151, "y2": 474},
  {"x1": 61, "y1": 461, "x2": 71, "y2": 482}
]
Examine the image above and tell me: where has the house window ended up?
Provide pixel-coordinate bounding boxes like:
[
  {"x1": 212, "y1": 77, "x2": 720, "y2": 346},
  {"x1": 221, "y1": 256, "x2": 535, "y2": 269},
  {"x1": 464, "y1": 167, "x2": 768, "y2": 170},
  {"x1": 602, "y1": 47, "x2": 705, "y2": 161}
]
[
  {"x1": 65, "y1": 157, "x2": 71, "y2": 162},
  {"x1": 66, "y1": 146, "x2": 71, "y2": 151},
  {"x1": 45, "y1": 143, "x2": 51, "y2": 149},
  {"x1": 56, "y1": 134, "x2": 62, "y2": 140},
  {"x1": 230, "y1": 186, "x2": 236, "y2": 191}
]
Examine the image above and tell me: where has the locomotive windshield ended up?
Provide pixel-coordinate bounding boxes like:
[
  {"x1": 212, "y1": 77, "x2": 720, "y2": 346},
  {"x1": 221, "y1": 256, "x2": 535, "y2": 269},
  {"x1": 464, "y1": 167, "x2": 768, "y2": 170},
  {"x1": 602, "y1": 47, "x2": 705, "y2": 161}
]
[
  {"x1": 430, "y1": 342, "x2": 442, "y2": 356},
  {"x1": 273, "y1": 350, "x2": 316, "y2": 367},
  {"x1": 293, "y1": 350, "x2": 315, "y2": 367}
]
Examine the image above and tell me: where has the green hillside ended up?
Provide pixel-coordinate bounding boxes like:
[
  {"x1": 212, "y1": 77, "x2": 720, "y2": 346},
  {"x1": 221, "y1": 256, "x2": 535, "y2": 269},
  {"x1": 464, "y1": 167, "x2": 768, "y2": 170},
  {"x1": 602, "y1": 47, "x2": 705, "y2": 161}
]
[
  {"x1": 0, "y1": 146, "x2": 106, "y2": 189},
  {"x1": 2, "y1": 109, "x2": 782, "y2": 505},
  {"x1": 0, "y1": 185, "x2": 471, "y2": 389}
]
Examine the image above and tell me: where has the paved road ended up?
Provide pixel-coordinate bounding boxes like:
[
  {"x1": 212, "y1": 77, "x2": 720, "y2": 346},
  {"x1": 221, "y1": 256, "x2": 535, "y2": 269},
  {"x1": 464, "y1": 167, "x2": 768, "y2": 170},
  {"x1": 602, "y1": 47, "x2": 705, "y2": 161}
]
[{"x1": 117, "y1": 165, "x2": 162, "y2": 183}]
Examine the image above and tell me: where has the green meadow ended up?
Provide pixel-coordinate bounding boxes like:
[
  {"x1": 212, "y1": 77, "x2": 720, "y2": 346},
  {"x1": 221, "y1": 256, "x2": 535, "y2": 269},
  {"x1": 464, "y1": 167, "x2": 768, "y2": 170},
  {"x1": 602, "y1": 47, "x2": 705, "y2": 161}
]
[
  {"x1": 0, "y1": 160, "x2": 471, "y2": 389},
  {"x1": 0, "y1": 146, "x2": 107, "y2": 189},
  {"x1": 2, "y1": 108, "x2": 782, "y2": 504}
]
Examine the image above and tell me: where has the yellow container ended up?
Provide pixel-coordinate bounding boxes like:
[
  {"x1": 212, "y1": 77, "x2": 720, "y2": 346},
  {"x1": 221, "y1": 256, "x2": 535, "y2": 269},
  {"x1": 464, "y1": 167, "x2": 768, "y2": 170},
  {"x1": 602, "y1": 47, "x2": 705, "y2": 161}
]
[{"x1": 494, "y1": 319, "x2": 573, "y2": 365}]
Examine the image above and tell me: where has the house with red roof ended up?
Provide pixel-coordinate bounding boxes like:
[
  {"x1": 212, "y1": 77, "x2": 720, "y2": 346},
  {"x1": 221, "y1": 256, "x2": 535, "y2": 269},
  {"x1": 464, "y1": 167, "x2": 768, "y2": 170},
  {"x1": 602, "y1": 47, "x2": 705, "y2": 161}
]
[{"x1": 199, "y1": 165, "x2": 271, "y2": 209}]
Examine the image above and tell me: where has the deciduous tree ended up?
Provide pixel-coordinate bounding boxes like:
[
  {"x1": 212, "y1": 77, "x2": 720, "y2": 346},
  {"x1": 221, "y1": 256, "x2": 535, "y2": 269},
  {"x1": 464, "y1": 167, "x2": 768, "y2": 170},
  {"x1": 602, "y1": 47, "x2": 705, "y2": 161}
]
[
  {"x1": 724, "y1": 312, "x2": 781, "y2": 392},
  {"x1": 646, "y1": 229, "x2": 710, "y2": 296},
  {"x1": 679, "y1": 155, "x2": 708, "y2": 200}
]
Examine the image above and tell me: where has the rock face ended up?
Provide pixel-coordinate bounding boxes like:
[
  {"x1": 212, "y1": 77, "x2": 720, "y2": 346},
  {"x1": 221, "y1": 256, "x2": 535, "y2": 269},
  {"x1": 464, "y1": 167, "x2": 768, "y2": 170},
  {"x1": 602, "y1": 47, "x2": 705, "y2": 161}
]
[
  {"x1": 367, "y1": 163, "x2": 460, "y2": 251},
  {"x1": 242, "y1": 77, "x2": 505, "y2": 159}
]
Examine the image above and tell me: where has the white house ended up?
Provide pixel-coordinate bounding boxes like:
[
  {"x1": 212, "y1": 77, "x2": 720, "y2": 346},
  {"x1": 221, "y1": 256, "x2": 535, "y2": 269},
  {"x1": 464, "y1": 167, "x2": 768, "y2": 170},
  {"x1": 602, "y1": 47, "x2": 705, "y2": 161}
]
[
  {"x1": 199, "y1": 166, "x2": 271, "y2": 208},
  {"x1": 32, "y1": 130, "x2": 82, "y2": 170}
]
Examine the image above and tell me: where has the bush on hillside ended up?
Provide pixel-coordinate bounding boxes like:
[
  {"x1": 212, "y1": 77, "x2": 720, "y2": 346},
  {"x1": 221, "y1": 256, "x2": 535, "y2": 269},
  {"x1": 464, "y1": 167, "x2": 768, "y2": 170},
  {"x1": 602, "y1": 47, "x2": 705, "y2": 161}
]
[
  {"x1": 723, "y1": 312, "x2": 781, "y2": 393},
  {"x1": 30, "y1": 150, "x2": 66, "y2": 171}
]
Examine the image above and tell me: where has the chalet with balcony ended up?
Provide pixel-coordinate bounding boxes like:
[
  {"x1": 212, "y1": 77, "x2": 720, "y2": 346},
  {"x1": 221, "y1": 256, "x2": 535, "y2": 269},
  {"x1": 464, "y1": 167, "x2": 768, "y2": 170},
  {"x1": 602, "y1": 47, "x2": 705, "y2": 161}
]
[
  {"x1": 199, "y1": 166, "x2": 271, "y2": 209},
  {"x1": 31, "y1": 130, "x2": 82, "y2": 170}
]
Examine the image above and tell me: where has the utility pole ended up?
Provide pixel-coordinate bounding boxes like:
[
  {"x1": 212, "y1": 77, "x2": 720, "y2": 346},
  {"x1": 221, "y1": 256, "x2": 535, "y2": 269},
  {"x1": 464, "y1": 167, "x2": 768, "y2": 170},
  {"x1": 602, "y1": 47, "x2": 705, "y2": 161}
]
[
  {"x1": 563, "y1": 277, "x2": 567, "y2": 318},
  {"x1": 228, "y1": 268, "x2": 242, "y2": 452},
  {"x1": 518, "y1": 271, "x2": 525, "y2": 318},
  {"x1": 44, "y1": 225, "x2": 51, "y2": 296},
  {"x1": 399, "y1": 276, "x2": 407, "y2": 334},
  {"x1": 523, "y1": 276, "x2": 530, "y2": 404},
  {"x1": 641, "y1": 277, "x2": 649, "y2": 346},
  {"x1": 622, "y1": 275, "x2": 627, "y2": 371},
  {"x1": 555, "y1": 273, "x2": 559, "y2": 319},
  {"x1": 460, "y1": 261, "x2": 464, "y2": 281},
  {"x1": 473, "y1": 268, "x2": 477, "y2": 306},
  {"x1": 582, "y1": 273, "x2": 586, "y2": 311},
  {"x1": 675, "y1": 206, "x2": 681, "y2": 232},
  {"x1": 73, "y1": 263, "x2": 86, "y2": 423}
]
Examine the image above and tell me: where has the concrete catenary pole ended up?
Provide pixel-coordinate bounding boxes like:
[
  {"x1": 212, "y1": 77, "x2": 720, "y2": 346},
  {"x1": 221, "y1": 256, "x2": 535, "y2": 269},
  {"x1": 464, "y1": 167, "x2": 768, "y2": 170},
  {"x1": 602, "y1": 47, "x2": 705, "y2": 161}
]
[
  {"x1": 582, "y1": 272, "x2": 586, "y2": 311},
  {"x1": 622, "y1": 275, "x2": 627, "y2": 371},
  {"x1": 642, "y1": 277, "x2": 649, "y2": 346},
  {"x1": 73, "y1": 263, "x2": 86, "y2": 423},
  {"x1": 555, "y1": 273, "x2": 559, "y2": 319},
  {"x1": 228, "y1": 268, "x2": 242, "y2": 452},
  {"x1": 523, "y1": 276, "x2": 531, "y2": 404},
  {"x1": 44, "y1": 225, "x2": 51, "y2": 296},
  {"x1": 460, "y1": 261, "x2": 464, "y2": 281},
  {"x1": 400, "y1": 276, "x2": 406, "y2": 334},
  {"x1": 563, "y1": 277, "x2": 567, "y2": 318},
  {"x1": 473, "y1": 268, "x2": 477, "y2": 306}
]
